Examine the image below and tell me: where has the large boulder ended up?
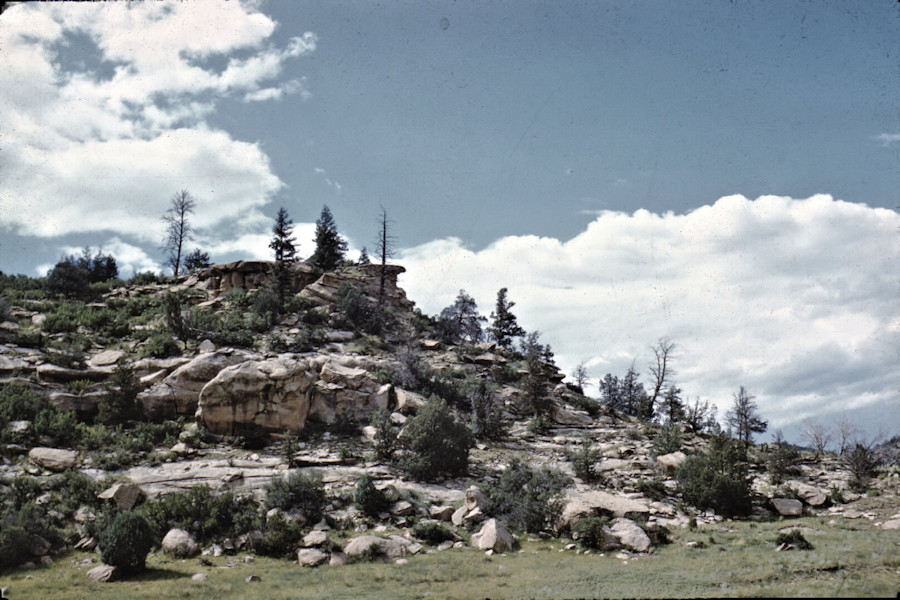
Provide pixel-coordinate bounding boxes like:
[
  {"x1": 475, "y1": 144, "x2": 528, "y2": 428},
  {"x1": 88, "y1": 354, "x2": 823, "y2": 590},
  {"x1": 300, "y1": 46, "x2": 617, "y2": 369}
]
[
  {"x1": 558, "y1": 490, "x2": 650, "y2": 530},
  {"x1": 297, "y1": 548, "x2": 330, "y2": 567},
  {"x1": 786, "y1": 481, "x2": 828, "y2": 507},
  {"x1": 97, "y1": 483, "x2": 144, "y2": 511},
  {"x1": 470, "y1": 519, "x2": 516, "y2": 553},
  {"x1": 656, "y1": 451, "x2": 687, "y2": 476},
  {"x1": 771, "y1": 498, "x2": 803, "y2": 517},
  {"x1": 343, "y1": 535, "x2": 406, "y2": 562},
  {"x1": 308, "y1": 359, "x2": 389, "y2": 424},
  {"x1": 197, "y1": 356, "x2": 317, "y2": 435},
  {"x1": 28, "y1": 447, "x2": 77, "y2": 472},
  {"x1": 609, "y1": 518, "x2": 651, "y2": 552},
  {"x1": 140, "y1": 349, "x2": 258, "y2": 419},
  {"x1": 161, "y1": 529, "x2": 200, "y2": 558},
  {"x1": 86, "y1": 564, "x2": 119, "y2": 582}
]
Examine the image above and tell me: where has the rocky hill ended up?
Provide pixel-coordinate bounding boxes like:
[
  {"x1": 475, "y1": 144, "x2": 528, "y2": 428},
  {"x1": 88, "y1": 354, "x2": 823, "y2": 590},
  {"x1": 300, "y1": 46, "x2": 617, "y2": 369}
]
[{"x1": 0, "y1": 261, "x2": 897, "y2": 582}]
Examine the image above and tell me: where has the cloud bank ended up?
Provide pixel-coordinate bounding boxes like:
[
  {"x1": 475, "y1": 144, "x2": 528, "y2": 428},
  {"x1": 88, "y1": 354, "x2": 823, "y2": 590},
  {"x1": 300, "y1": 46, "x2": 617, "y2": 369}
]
[
  {"x1": 398, "y1": 195, "x2": 900, "y2": 438},
  {"x1": 0, "y1": 1, "x2": 313, "y2": 247}
]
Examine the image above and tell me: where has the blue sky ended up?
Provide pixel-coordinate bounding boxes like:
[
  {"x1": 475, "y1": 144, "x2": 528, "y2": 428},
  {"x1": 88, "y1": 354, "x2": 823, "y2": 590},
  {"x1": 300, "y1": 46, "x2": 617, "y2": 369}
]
[{"x1": 0, "y1": 0, "x2": 898, "y2": 443}]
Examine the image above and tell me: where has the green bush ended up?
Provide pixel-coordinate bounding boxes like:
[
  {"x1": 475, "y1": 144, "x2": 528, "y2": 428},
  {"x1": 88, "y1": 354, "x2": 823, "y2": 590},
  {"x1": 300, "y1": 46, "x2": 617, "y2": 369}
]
[
  {"x1": 487, "y1": 458, "x2": 573, "y2": 533},
  {"x1": 675, "y1": 433, "x2": 753, "y2": 517},
  {"x1": 370, "y1": 409, "x2": 397, "y2": 462},
  {"x1": 635, "y1": 477, "x2": 669, "y2": 502},
  {"x1": 567, "y1": 435, "x2": 603, "y2": 483},
  {"x1": 141, "y1": 485, "x2": 259, "y2": 543},
  {"x1": 412, "y1": 522, "x2": 455, "y2": 545},
  {"x1": 354, "y1": 473, "x2": 389, "y2": 517},
  {"x1": 138, "y1": 328, "x2": 181, "y2": 359},
  {"x1": 397, "y1": 397, "x2": 473, "y2": 482},
  {"x1": 0, "y1": 382, "x2": 81, "y2": 446},
  {"x1": 264, "y1": 471, "x2": 325, "y2": 524},
  {"x1": 96, "y1": 362, "x2": 143, "y2": 426},
  {"x1": 845, "y1": 444, "x2": 880, "y2": 492},
  {"x1": 766, "y1": 439, "x2": 802, "y2": 485},
  {"x1": 255, "y1": 513, "x2": 304, "y2": 558},
  {"x1": 571, "y1": 516, "x2": 611, "y2": 549},
  {"x1": 99, "y1": 511, "x2": 155, "y2": 574},
  {"x1": 775, "y1": 529, "x2": 813, "y2": 550},
  {"x1": 468, "y1": 379, "x2": 507, "y2": 441},
  {"x1": 0, "y1": 510, "x2": 33, "y2": 569},
  {"x1": 650, "y1": 423, "x2": 683, "y2": 457}
]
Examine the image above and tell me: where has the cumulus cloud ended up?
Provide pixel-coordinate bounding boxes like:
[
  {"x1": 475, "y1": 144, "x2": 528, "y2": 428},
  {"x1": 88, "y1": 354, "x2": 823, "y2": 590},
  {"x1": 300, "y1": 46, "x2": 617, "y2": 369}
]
[
  {"x1": 0, "y1": 1, "x2": 314, "y2": 243},
  {"x1": 398, "y1": 195, "x2": 900, "y2": 436}
]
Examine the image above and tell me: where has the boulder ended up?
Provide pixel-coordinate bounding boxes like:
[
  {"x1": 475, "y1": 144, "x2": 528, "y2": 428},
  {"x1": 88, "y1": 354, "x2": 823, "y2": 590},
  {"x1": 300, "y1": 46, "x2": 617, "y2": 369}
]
[
  {"x1": 470, "y1": 519, "x2": 516, "y2": 553},
  {"x1": 395, "y1": 388, "x2": 426, "y2": 415},
  {"x1": 465, "y1": 485, "x2": 490, "y2": 512},
  {"x1": 309, "y1": 360, "x2": 387, "y2": 423},
  {"x1": 28, "y1": 447, "x2": 77, "y2": 472},
  {"x1": 97, "y1": 483, "x2": 144, "y2": 510},
  {"x1": 140, "y1": 349, "x2": 258, "y2": 419},
  {"x1": 89, "y1": 350, "x2": 124, "y2": 367},
  {"x1": 609, "y1": 518, "x2": 651, "y2": 552},
  {"x1": 301, "y1": 530, "x2": 329, "y2": 548},
  {"x1": 197, "y1": 355, "x2": 316, "y2": 435},
  {"x1": 297, "y1": 548, "x2": 330, "y2": 567},
  {"x1": 343, "y1": 535, "x2": 406, "y2": 562},
  {"x1": 86, "y1": 564, "x2": 119, "y2": 582},
  {"x1": 558, "y1": 490, "x2": 650, "y2": 530},
  {"x1": 656, "y1": 451, "x2": 688, "y2": 476},
  {"x1": 37, "y1": 364, "x2": 109, "y2": 383},
  {"x1": 786, "y1": 481, "x2": 828, "y2": 507},
  {"x1": 430, "y1": 505, "x2": 455, "y2": 521},
  {"x1": 551, "y1": 405, "x2": 594, "y2": 427},
  {"x1": 161, "y1": 529, "x2": 200, "y2": 558},
  {"x1": 771, "y1": 498, "x2": 803, "y2": 517}
]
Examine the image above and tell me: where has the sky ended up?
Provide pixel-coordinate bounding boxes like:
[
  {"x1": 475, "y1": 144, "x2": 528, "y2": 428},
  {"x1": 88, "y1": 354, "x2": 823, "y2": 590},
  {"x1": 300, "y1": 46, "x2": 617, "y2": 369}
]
[{"x1": 0, "y1": 0, "x2": 898, "y2": 444}]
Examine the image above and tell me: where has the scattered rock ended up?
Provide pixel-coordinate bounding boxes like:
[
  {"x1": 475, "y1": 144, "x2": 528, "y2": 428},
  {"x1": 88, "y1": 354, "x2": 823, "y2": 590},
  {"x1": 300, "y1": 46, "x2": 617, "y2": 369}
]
[
  {"x1": 343, "y1": 535, "x2": 406, "y2": 562},
  {"x1": 771, "y1": 498, "x2": 803, "y2": 517},
  {"x1": 245, "y1": 575, "x2": 262, "y2": 583},
  {"x1": 192, "y1": 573, "x2": 209, "y2": 582},
  {"x1": 162, "y1": 529, "x2": 200, "y2": 558},
  {"x1": 28, "y1": 447, "x2": 77, "y2": 472},
  {"x1": 89, "y1": 349, "x2": 124, "y2": 367},
  {"x1": 86, "y1": 564, "x2": 119, "y2": 582},
  {"x1": 470, "y1": 519, "x2": 516, "y2": 553},
  {"x1": 97, "y1": 483, "x2": 144, "y2": 511},
  {"x1": 609, "y1": 518, "x2": 651, "y2": 552},
  {"x1": 297, "y1": 548, "x2": 330, "y2": 567},
  {"x1": 301, "y1": 530, "x2": 329, "y2": 548}
]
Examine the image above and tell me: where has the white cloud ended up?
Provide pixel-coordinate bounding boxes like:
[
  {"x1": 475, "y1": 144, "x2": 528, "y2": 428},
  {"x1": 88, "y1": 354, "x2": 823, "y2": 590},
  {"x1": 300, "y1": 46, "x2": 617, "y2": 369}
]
[
  {"x1": 398, "y1": 195, "x2": 900, "y2": 436},
  {"x1": 0, "y1": 1, "x2": 314, "y2": 245},
  {"x1": 875, "y1": 133, "x2": 900, "y2": 146}
]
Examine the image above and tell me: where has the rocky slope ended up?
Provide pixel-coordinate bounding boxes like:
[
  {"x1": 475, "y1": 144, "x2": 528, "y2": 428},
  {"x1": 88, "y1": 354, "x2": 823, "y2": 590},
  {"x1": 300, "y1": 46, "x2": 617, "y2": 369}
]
[{"x1": 0, "y1": 261, "x2": 897, "y2": 577}]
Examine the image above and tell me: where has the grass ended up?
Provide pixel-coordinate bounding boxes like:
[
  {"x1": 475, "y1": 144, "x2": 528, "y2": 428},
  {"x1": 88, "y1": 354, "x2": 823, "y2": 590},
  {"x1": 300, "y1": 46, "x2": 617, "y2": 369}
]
[{"x1": 2, "y1": 516, "x2": 897, "y2": 599}]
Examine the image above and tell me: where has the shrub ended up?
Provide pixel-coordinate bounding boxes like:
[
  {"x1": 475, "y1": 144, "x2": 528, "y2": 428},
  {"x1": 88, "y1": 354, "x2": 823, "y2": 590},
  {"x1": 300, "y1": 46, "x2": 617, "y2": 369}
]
[
  {"x1": 488, "y1": 458, "x2": 573, "y2": 533},
  {"x1": 636, "y1": 477, "x2": 669, "y2": 502},
  {"x1": 766, "y1": 436, "x2": 802, "y2": 485},
  {"x1": 571, "y1": 516, "x2": 612, "y2": 550},
  {"x1": 236, "y1": 423, "x2": 271, "y2": 450},
  {"x1": 775, "y1": 529, "x2": 813, "y2": 550},
  {"x1": 468, "y1": 379, "x2": 507, "y2": 441},
  {"x1": 845, "y1": 443, "x2": 880, "y2": 492},
  {"x1": 0, "y1": 382, "x2": 81, "y2": 446},
  {"x1": 370, "y1": 409, "x2": 397, "y2": 462},
  {"x1": 0, "y1": 296, "x2": 11, "y2": 322},
  {"x1": 412, "y1": 522, "x2": 455, "y2": 545},
  {"x1": 353, "y1": 473, "x2": 389, "y2": 517},
  {"x1": 141, "y1": 485, "x2": 258, "y2": 543},
  {"x1": 567, "y1": 435, "x2": 603, "y2": 483},
  {"x1": 675, "y1": 433, "x2": 753, "y2": 517},
  {"x1": 397, "y1": 397, "x2": 473, "y2": 482},
  {"x1": 138, "y1": 328, "x2": 181, "y2": 359},
  {"x1": 0, "y1": 509, "x2": 33, "y2": 569},
  {"x1": 99, "y1": 511, "x2": 155, "y2": 574},
  {"x1": 96, "y1": 362, "x2": 143, "y2": 426},
  {"x1": 256, "y1": 513, "x2": 304, "y2": 558},
  {"x1": 650, "y1": 423, "x2": 683, "y2": 457},
  {"x1": 264, "y1": 471, "x2": 325, "y2": 524}
]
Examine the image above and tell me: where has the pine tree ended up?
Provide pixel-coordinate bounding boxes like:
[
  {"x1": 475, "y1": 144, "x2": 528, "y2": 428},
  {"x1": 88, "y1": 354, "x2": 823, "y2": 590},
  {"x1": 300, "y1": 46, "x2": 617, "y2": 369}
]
[
  {"x1": 726, "y1": 386, "x2": 767, "y2": 445},
  {"x1": 489, "y1": 287, "x2": 526, "y2": 349},
  {"x1": 358, "y1": 247, "x2": 371, "y2": 265},
  {"x1": 310, "y1": 205, "x2": 348, "y2": 272},
  {"x1": 269, "y1": 207, "x2": 297, "y2": 310},
  {"x1": 659, "y1": 385, "x2": 686, "y2": 425}
]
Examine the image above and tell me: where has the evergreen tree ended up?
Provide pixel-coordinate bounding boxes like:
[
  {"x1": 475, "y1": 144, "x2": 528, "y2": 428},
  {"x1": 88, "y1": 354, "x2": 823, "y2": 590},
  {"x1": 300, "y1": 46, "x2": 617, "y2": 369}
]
[
  {"x1": 659, "y1": 385, "x2": 686, "y2": 425},
  {"x1": 183, "y1": 248, "x2": 211, "y2": 273},
  {"x1": 726, "y1": 386, "x2": 767, "y2": 445},
  {"x1": 269, "y1": 207, "x2": 297, "y2": 310},
  {"x1": 310, "y1": 205, "x2": 348, "y2": 272},
  {"x1": 620, "y1": 363, "x2": 649, "y2": 418},
  {"x1": 358, "y1": 247, "x2": 371, "y2": 265},
  {"x1": 437, "y1": 289, "x2": 486, "y2": 345},
  {"x1": 489, "y1": 287, "x2": 526, "y2": 349}
]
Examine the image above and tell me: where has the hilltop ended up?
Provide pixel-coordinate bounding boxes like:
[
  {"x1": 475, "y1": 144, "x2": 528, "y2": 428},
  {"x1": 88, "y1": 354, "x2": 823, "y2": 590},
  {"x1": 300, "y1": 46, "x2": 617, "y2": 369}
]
[{"x1": 0, "y1": 261, "x2": 897, "y2": 597}]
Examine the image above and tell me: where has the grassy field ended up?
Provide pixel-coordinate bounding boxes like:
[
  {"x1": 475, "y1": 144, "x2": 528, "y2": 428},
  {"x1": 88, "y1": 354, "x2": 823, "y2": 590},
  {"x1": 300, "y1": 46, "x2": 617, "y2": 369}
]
[{"x1": 2, "y1": 516, "x2": 898, "y2": 599}]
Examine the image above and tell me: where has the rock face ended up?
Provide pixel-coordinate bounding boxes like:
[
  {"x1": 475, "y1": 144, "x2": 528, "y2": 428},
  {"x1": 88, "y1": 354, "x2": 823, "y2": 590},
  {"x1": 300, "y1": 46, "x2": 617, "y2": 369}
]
[
  {"x1": 184, "y1": 260, "x2": 319, "y2": 296},
  {"x1": 28, "y1": 447, "x2": 77, "y2": 472},
  {"x1": 140, "y1": 349, "x2": 259, "y2": 419},
  {"x1": 197, "y1": 355, "x2": 389, "y2": 435},
  {"x1": 161, "y1": 529, "x2": 200, "y2": 558},
  {"x1": 656, "y1": 451, "x2": 688, "y2": 476},
  {"x1": 299, "y1": 264, "x2": 414, "y2": 313},
  {"x1": 470, "y1": 519, "x2": 516, "y2": 553}
]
